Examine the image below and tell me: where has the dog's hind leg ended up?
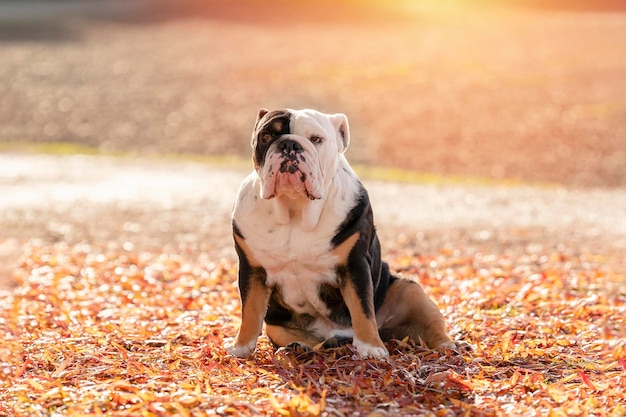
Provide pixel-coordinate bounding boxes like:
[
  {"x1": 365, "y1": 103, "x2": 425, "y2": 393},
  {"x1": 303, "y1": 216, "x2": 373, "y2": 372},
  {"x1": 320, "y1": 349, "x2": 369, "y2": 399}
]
[
  {"x1": 376, "y1": 278, "x2": 460, "y2": 350},
  {"x1": 266, "y1": 324, "x2": 324, "y2": 352}
]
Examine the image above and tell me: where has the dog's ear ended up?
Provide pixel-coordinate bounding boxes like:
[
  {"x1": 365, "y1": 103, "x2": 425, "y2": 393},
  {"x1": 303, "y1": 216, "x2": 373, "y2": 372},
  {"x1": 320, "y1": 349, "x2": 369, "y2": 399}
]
[
  {"x1": 255, "y1": 108, "x2": 269, "y2": 127},
  {"x1": 251, "y1": 108, "x2": 270, "y2": 148},
  {"x1": 328, "y1": 113, "x2": 350, "y2": 153}
]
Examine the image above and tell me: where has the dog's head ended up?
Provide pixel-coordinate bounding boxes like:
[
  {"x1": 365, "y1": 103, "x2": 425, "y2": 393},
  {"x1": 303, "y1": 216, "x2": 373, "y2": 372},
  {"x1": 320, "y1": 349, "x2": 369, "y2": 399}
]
[{"x1": 251, "y1": 108, "x2": 350, "y2": 201}]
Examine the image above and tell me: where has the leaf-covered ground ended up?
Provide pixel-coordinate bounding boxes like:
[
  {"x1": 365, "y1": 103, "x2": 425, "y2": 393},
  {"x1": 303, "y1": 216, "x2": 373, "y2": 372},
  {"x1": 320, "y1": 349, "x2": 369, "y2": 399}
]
[{"x1": 1, "y1": 240, "x2": 624, "y2": 416}]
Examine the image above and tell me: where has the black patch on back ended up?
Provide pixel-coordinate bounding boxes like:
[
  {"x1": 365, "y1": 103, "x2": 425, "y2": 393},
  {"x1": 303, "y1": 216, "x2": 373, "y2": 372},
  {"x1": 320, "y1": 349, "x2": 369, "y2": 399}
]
[
  {"x1": 331, "y1": 185, "x2": 370, "y2": 248},
  {"x1": 252, "y1": 109, "x2": 291, "y2": 169}
]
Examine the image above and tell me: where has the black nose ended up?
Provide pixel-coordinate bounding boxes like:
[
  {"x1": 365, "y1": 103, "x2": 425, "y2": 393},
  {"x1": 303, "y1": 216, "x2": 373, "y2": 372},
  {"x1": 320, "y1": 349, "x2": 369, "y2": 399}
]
[{"x1": 278, "y1": 140, "x2": 303, "y2": 154}]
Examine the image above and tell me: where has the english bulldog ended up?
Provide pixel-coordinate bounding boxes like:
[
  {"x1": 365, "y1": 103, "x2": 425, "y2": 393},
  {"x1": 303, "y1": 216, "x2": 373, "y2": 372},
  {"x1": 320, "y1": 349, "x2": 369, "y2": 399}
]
[{"x1": 227, "y1": 108, "x2": 462, "y2": 358}]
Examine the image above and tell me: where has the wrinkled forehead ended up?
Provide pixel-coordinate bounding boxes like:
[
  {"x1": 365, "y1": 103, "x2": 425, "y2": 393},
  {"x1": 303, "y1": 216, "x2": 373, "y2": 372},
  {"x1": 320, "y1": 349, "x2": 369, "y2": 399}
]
[{"x1": 290, "y1": 109, "x2": 332, "y2": 136}]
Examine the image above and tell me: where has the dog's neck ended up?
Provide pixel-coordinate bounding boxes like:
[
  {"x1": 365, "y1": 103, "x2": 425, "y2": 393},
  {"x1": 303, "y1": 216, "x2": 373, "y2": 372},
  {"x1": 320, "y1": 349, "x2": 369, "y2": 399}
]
[{"x1": 270, "y1": 193, "x2": 324, "y2": 231}]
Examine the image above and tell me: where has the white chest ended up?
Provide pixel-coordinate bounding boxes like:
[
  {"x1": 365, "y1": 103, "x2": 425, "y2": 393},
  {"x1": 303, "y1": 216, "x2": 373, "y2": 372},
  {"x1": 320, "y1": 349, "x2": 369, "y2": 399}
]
[
  {"x1": 247, "y1": 221, "x2": 340, "y2": 315},
  {"x1": 232, "y1": 168, "x2": 360, "y2": 316}
]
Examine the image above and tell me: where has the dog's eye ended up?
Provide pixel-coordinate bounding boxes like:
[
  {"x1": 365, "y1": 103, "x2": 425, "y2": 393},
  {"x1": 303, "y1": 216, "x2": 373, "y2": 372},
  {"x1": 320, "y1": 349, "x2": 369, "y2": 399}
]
[
  {"x1": 310, "y1": 135, "x2": 323, "y2": 144},
  {"x1": 261, "y1": 133, "x2": 272, "y2": 143}
]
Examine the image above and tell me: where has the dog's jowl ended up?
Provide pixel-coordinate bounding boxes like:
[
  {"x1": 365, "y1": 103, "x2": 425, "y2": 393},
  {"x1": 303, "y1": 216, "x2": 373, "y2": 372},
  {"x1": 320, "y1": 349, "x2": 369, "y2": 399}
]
[{"x1": 227, "y1": 108, "x2": 465, "y2": 358}]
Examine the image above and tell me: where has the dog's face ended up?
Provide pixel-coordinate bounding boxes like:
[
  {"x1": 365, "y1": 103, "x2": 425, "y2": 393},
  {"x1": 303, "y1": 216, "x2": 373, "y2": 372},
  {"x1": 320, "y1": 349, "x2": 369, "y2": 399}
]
[{"x1": 251, "y1": 108, "x2": 350, "y2": 201}]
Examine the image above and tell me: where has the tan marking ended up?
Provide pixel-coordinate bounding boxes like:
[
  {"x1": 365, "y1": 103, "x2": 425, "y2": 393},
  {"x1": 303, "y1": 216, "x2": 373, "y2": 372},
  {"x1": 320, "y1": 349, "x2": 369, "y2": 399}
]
[
  {"x1": 376, "y1": 279, "x2": 452, "y2": 349},
  {"x1": 234, "y1": 234, "x2": 262, "y2": 267},
  {"x1": 272, "y1": 121, "x2": 283, "y2": 133},
  {"x1": 266, "y1": 325, "x2": 323, "y2": 349},
  {"x1": 331, "y1": 232, "x2": 360, "y2": 264},
  {"x1": 340, "y1": 280, "x2": 386, "y2": 349},
  {"x1": 233, "y1": 277, "x2": 270, "y2": 348}
]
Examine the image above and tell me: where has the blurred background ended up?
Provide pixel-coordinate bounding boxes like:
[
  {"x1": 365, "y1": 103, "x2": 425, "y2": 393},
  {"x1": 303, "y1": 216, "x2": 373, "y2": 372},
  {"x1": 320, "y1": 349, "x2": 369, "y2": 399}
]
[{"x1": 1, "y1": 0, "x2": 625, "y2": 187}]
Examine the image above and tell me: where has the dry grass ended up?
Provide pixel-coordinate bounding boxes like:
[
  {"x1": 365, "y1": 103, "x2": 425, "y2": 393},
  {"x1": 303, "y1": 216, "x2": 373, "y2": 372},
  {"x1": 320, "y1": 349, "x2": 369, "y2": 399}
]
[{"x1": 1, "y1": 241, "x2": 624, "y2": 415}]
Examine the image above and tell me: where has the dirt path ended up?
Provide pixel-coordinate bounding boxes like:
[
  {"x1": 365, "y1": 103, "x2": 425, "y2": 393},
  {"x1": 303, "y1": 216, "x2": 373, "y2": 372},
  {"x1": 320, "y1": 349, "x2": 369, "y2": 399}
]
[{"x1": 1, "y1": 153, "x2": 624, "y2": 290}]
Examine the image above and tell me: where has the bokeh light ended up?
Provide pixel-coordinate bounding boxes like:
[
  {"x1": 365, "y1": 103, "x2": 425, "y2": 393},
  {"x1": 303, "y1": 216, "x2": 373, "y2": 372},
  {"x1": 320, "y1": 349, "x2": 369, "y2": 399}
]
[{"x1": 1, "y1": 0, "x2": 625, "y2": 187}]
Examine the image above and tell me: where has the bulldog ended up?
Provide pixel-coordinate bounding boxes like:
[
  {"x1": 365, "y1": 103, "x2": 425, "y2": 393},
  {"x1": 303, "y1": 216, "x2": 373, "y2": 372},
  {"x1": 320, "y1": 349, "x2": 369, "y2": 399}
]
[{"x1": 227, "y1": 108, "x2": 462, "y2": 358}]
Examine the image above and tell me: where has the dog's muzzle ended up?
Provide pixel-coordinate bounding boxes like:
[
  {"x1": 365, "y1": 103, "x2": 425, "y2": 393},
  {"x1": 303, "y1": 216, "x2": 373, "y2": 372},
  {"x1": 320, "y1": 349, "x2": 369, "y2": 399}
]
[{"x1": 259, "y1": 138, "x2": 323, "y2": 200}]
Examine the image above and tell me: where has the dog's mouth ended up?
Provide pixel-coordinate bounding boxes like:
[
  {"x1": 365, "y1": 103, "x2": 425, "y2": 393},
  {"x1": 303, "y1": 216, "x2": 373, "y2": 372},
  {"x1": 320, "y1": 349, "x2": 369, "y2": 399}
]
[
  {"x1": 259, "y1": 142, "x2": 322, "y2": 200},
  {"x1": 263, "y1": 159, "x2": 319, "y2": 200},
  {"x1": 274, "y1": 160, "x2": 317, "y2": 200},
  {"x1": 279, "y1": 158, "x2": 301, "y2": 175}
]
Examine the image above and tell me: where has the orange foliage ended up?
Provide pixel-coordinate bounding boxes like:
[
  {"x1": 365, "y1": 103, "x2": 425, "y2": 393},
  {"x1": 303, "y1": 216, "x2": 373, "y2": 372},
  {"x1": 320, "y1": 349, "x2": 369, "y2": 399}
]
[{"x1": 0, "y1": 242, "x2": 624, "y2": 415}]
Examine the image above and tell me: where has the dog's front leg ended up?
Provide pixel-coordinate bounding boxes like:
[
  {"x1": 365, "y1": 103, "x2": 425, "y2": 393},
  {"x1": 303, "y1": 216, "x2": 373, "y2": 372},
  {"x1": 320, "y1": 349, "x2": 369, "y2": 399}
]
[
  {"x1": 338, "y1": 263, "x2": 389, "y2": 358},
  {"x1": 227, "y1": 269, "x2": 270, "y2": 357},
  {"x1": 227, "y1": 235, "x2": 271, "y2": 357},
  {"x1": 332, "y1": 233, "x2": 388, "y2": 358}
]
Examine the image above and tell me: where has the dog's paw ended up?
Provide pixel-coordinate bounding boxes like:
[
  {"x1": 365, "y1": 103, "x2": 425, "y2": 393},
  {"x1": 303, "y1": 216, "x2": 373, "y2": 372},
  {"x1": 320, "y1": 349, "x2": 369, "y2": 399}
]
[
  {"x1": 437, "y1": 340, "x2": 473, "y2": 353},
  {"x1": 353, "y1": 338, "x2": 389, "y2": 358},
  {"x1": 276, "y1": 342, "x2": 311, "y2": 354},
  {"x1": 322, "y1": 336, "x2": 353, "y2": 349},
  {"x1": 225, "y1": 340, "x2": 256, "y2": 357}
]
